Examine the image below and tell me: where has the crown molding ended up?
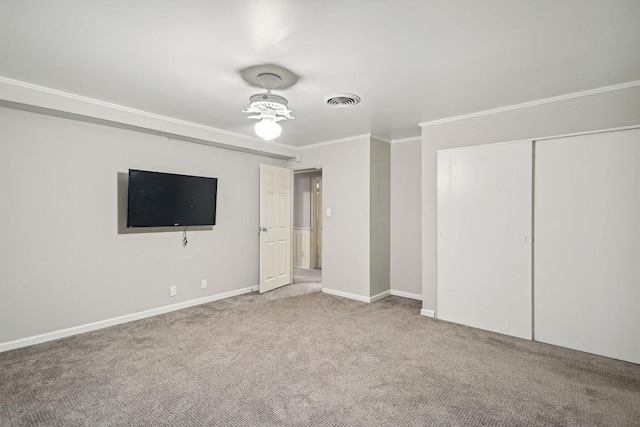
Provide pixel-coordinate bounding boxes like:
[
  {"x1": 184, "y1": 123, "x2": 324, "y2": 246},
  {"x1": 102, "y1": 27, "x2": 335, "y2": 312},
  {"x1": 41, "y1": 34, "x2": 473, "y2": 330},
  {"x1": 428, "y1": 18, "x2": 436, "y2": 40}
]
[
  {"x1": 391, "y1": 136, "x2": 421, "y2": 144},
  {"x1": 371, "y1": 135, "x2": 392, "y2": 144},
  {"x1": 0, "y1": 77, "x2": 249, "y2": 138},
  {"x1": 419, "y1": 80, "x2": 640, "y2": 128},
  {"x1": 268, "y1": 140, "x2": 301, "y2": 151},
  {"x1": 0, "y1": 76, "x2": 297, "y2": 160},
  {"x1": 296, "y1": 133, "x2": 372, "y2": 150},
  {"x1": 532, "y1": 124, "x2": 640, "y2": 143}
]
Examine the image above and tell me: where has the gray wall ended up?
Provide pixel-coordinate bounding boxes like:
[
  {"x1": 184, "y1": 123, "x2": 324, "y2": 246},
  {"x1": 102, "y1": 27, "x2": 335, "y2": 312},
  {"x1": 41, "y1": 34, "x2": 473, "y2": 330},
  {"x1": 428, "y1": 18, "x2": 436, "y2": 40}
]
[
  {"x1": 290, "y1": 136, "x2": 393, "y2": 300},
  {"x1": 421, "y1": 85, "x2": 640, "y2": 313},
  {"x1": 390, "y1": 139, "x2": 421, "y2": 296},
  {"x1": 288, "y1": 137, "x2": 371, "y2": 298},
  {"x1": 369, "y1": 138, "x2": 390, "y2": 297},
  {"x1": 0, "y1": 107, "x2": 284, "y2": 343}
]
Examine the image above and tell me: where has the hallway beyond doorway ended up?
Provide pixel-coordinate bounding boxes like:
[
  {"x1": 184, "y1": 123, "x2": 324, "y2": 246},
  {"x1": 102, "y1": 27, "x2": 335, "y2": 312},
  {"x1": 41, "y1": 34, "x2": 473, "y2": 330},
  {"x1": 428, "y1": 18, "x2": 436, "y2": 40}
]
[{"x1": 293, "y1": 267, "x2": 321, "y2": 284}]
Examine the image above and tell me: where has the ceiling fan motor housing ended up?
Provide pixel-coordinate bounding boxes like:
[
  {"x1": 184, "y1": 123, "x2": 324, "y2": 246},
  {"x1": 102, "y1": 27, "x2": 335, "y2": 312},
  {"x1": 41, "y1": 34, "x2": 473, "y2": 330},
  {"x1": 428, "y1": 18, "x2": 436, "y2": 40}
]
[{"x1": 248, "y1": 92, "x2": 290, "y2": 111}]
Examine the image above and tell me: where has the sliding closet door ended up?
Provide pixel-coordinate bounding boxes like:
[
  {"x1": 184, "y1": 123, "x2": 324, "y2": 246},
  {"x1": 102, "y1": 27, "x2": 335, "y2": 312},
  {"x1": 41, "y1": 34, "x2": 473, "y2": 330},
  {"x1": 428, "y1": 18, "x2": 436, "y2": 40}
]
[
  {"x1": 437, "y1": 141, "x2": 532, "y2": 339},
  {"x1": 535, "y1": 128, "x2": 640, "y2": 364}
]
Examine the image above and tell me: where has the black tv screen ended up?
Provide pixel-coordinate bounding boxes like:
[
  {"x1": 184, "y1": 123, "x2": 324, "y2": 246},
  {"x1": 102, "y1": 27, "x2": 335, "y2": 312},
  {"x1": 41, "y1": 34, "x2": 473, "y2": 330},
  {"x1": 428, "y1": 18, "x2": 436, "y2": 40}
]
[{"x1": 127, "y1": 169, "x2": 217, "y2": 227}]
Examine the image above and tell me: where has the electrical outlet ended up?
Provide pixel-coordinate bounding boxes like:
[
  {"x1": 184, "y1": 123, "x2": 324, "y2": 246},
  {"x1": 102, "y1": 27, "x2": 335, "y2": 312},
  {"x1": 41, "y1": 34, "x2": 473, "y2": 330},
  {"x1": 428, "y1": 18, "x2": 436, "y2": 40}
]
[
  {"x1": 201, "y1": 279, "x2": 207, "y2": 289},
  {"x1": 170, "y1": 285, "x2": 177, "y2": 297}
]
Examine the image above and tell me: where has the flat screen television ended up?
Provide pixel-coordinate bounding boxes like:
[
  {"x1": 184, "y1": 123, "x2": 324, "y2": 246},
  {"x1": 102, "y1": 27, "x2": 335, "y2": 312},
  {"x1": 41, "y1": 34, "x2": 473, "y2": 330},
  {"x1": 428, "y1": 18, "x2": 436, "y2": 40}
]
[{"x1": 127, "y1": 169, "x2": 217, "y2": 227}]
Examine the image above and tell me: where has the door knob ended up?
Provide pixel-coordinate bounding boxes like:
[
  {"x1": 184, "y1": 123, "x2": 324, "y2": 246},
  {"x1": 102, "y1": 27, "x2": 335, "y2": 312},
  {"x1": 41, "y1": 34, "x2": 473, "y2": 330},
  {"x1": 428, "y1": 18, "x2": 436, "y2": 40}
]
[{"x1": 260, "y1": 227, "x2": 268, "y2": 232}]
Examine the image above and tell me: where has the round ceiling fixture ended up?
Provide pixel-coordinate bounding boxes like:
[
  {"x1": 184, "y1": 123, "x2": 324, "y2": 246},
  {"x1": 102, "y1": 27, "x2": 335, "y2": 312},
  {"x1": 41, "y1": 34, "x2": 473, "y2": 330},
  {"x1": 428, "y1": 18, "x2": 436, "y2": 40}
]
[
  {"x1": 240, "y1": 64, "x2": 299, "y2": 89},
  {"x1": 324, "y1": 93, "x2": 361, "y2": 107}
]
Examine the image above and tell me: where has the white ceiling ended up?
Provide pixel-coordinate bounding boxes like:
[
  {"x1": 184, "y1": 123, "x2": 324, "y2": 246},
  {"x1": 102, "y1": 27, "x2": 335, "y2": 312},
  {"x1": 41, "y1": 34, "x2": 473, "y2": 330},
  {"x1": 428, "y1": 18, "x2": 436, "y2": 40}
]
[{"x1": 1, "y1": 1, "x2": 639, "y2": 147}]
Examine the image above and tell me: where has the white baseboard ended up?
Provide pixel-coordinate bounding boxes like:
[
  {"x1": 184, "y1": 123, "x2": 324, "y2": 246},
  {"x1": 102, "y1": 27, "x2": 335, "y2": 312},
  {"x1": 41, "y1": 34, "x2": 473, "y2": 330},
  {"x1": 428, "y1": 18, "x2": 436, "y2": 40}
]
[
  {"x1": 322, "y1": 288, "x2": 392, "y2": 303},
  {"x1": 420, "y1": 308, "x2": 436, "y2": 318},
  {"x1": 370, "y1": 290, "x2": 391, "y2": 303},
  {"x1": 322, "y1": 288, "x2": 422, "y2": 303},
  {"x1": 390, "y1": 290, "x2": 422, "y2": 301},
  {"x1": 0, "y1": 286, "x2": 257, "y2": 353},
  {"x1": 322, "y1": 287, "x2": 370, "y2": 303}
]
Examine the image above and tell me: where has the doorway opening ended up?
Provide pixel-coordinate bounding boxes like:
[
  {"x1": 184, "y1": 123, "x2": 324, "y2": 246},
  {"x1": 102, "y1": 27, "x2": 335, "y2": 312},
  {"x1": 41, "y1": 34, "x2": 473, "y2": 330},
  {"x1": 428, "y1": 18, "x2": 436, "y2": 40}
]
[{"x1": 292, "y1": 169, "x2": 323, "y2": 290}]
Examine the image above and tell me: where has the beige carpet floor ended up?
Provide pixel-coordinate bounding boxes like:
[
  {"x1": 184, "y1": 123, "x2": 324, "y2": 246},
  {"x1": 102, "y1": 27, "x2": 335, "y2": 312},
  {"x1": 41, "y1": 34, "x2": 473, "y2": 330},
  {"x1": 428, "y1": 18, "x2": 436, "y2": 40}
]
[
  {"x1": 293, "y1": 267, "x2": 322, "y2": 284},
  {"x1": 1, "y1": 288, "x2": 639, "y2": 426}
]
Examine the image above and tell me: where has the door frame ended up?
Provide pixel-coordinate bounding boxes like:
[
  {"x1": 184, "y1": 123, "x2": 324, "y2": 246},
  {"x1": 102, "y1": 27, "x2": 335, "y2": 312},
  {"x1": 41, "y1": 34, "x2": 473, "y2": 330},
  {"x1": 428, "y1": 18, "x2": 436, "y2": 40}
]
[
  {"x1": 291, "y1": 167, "x2": 323, "y2": 276},
  {"x1": 310, "y1": 176, "x2": 322, "y2": 269}
]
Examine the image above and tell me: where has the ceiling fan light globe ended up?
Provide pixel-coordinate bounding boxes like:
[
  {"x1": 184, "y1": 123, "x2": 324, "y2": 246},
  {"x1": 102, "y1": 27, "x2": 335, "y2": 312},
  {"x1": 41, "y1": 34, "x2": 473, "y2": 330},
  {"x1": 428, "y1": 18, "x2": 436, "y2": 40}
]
[{"x1": 255, "y1": 119, "x2": 282, "y2": 140}]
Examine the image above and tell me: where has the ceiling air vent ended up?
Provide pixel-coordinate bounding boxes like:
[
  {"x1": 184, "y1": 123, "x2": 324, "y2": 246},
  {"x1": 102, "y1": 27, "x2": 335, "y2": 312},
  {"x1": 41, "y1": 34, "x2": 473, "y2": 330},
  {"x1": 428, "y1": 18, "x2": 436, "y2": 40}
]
[{"x1": 324, "y1": 94, "x2": 361, "y2": 107}]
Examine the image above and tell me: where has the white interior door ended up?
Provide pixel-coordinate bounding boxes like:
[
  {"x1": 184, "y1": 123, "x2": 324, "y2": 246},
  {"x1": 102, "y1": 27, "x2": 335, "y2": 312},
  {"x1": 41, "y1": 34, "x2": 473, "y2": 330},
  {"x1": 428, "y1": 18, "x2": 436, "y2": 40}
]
[
  {"x1": 534, "y1": 128, "x2": 640, "y2": 364},
  {"x1": 437, "y1": 141, "x2": 533, "y2": 339},
  {"x1": 260, "y1": 164, "x2": 292, "y2": 293}
]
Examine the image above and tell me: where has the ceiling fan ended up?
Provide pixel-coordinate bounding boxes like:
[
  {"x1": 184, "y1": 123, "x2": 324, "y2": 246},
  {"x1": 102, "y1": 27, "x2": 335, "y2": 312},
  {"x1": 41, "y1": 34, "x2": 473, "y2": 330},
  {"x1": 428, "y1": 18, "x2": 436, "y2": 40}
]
[{"x1": 243, "y1": 73, "x2": 294, "y2": 141}]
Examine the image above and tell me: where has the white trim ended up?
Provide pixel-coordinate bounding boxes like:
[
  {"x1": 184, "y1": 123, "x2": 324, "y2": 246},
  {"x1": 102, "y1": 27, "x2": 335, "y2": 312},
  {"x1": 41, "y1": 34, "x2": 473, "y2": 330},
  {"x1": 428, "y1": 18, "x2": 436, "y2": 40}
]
[
  {"x1": 438, "y1": 138, "x2": 534, "y2": 153},
  {"x1": 419, "y1": 80, "x2": 640, "y2": 128},
  {"x1": 322, "y1": 287, "x2": 370, "y2": 303},
  {"x1": 321, "y1": 287, "x2": 392, "y2": 303},
  {"x1": 294, "y1": 133, "x2": 393, "y2": 151},
  {"x1": 0, "y1": 76, "x2": 297, "y2": 160},
  {"x1": 533, "y1": 124, "x2": 640, "y2": 142},
  {"x1": 420, "y1": 308, "x2": 436, "y2": 318},
  {"x1": 370, "y1": 289, "x2": 391, "y2": 302},
  {"x1": 0, "y1": 286, "x2": 257, "y2": 353},
  {"x1": 371, "y1": 135, "x2": 392, "y2": 144},
  {"x1": 390, "y1": 290, "x2": 422, "y2": 300},
  {"x1": 296, "y1": 134, "x2": 372, "y2": 151},
  {"x1": 268, "y1": 140, "x2": 301, "y2": 151},
  {"x1": 164, "y1": 136, "x2": 292, "y2": 160},
  {"x1": 0, "y1": 76, "x2": 252, "y2": 139},
  {"x1": 291, "y1": 166, "x2": 323, "y2": 173},
  {"x1": 435, "y1": 127, "x2": 640, "y2": 155},
  {"x1": 391, "y1": 136, "x2": 421, "y2": 144}
]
